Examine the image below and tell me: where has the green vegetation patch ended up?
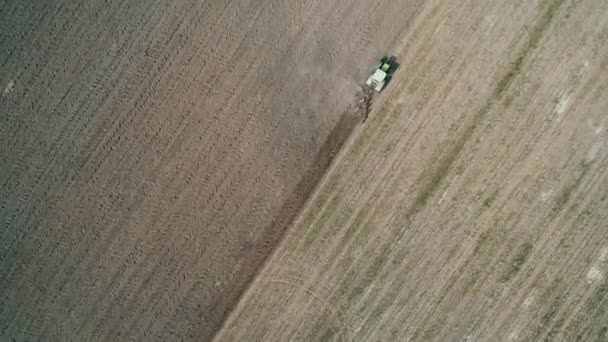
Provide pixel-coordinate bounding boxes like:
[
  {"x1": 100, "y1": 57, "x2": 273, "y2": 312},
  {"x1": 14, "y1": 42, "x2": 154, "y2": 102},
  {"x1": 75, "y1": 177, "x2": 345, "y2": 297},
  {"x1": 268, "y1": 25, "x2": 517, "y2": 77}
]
[
  {"x1": 552, "y1": 160, "x2": 591, "y2": 214},
  {"x1": 318, "y1": 327, "x2": 338, "y2": 342},
  {"x1": 496, "y1": 0, "x2": 564, "y2": 101},
  {"x1": 501, "y1": 242, "x2": 534, "y2": 282},
  {"x1": 598, "y1": 326, "x2": 608, "y2": 341},
  {"x1": 407, "y1": 0, "x2": 565, "y2": 217},
  {"x1": 346, "y1": 248, "x2": 390, "y2": 308}
]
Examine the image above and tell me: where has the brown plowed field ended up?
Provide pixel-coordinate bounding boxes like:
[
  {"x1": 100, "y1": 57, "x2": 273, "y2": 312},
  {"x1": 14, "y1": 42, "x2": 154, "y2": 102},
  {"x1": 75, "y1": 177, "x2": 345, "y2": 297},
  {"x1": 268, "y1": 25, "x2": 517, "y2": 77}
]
[
  {"x1": 0, "y1": 0, "x2": 423, "y2": 340},
  {"x1": 218, "y1": 0, "x2": 608, "y2": 341}
]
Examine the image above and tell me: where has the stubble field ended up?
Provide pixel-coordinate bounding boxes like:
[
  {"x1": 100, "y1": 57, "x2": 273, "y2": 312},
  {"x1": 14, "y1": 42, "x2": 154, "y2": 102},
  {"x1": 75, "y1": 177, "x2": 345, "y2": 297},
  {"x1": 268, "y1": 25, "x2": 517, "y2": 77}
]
[
  {"x1": 0, "y1": 0, "x2": 423, "y2": 340},
  {"x1": 217, "y1": 0, "x2": 608, "y2": 341}
]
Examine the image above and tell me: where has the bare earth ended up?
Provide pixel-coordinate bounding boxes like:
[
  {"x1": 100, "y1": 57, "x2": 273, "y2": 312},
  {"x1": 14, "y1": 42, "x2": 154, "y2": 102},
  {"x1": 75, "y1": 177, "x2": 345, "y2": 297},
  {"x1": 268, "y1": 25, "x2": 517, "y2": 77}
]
[
  {"x1": 0, "y1": 0, "x2": 424, "y2": 340},
  {"x1": 217, "y1": 0, "x2": 608, "y2": 341}
]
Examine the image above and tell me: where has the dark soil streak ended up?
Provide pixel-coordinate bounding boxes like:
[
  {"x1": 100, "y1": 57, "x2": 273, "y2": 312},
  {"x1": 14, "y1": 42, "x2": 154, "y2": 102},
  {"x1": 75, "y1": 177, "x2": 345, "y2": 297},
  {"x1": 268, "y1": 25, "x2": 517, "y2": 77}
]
[{"x1": 208, "y1": 100, "x2": 364, "y2": 341}]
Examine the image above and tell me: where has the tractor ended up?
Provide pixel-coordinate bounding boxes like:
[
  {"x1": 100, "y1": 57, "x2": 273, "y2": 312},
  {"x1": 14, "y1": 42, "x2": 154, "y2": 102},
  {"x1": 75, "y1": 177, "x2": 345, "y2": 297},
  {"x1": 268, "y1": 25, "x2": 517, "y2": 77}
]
[{"x1": 365, "y1": 56, "x2": 398, "y2": 92}]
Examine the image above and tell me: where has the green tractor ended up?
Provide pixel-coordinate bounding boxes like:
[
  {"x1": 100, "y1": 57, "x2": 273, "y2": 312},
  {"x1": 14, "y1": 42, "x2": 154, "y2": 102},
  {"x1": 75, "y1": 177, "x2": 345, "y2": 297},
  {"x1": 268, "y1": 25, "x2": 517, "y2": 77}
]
[{"x1": 366, "y1": 56, "x2": 398, "y2": 92}]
